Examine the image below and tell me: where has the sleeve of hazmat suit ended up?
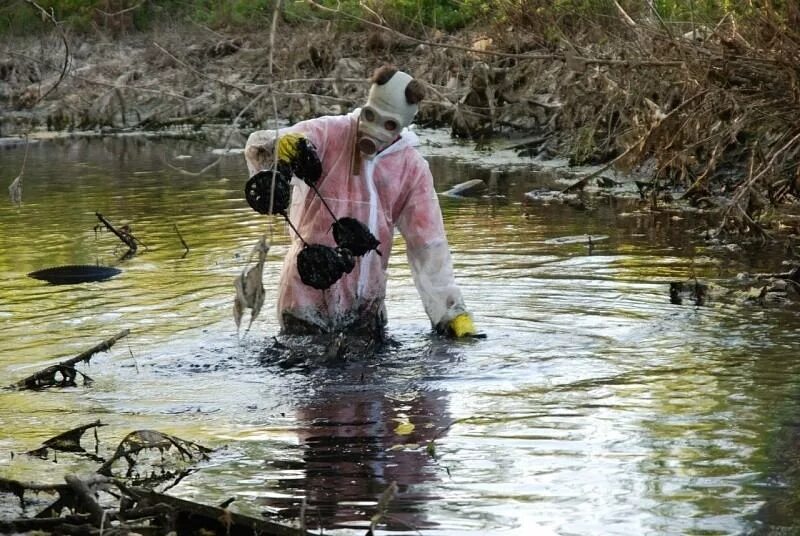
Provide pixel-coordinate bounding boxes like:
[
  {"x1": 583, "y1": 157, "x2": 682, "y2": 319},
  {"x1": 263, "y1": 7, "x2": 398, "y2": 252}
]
[{"x1": 396, "y1": 160, "x2": 468, "y2": 330}]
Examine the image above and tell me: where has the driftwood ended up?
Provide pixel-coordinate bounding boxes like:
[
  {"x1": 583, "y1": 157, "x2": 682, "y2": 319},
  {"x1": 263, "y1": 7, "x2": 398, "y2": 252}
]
[
  {"x1": 11, "y1": 329, "x2": 130, "y2": 390},
  {"x1": 124, "y1": 487, "x2": 315, "y2": 536},
  {"x1": 0, "y1": 514, "x2": 92, "y2": 534},
  {"x1": 64, "y1": 475, "x2": 105, "y2": 525}
]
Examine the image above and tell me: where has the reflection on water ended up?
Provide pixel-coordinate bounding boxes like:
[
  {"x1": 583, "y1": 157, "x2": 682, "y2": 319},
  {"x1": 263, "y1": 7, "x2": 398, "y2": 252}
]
[{"x1": 2, "y1": 136, "x2": 800, "y2": 534}]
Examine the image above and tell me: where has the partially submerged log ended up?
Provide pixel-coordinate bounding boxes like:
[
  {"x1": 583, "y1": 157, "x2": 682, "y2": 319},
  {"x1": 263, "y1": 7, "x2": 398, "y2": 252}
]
[
  {"x1": 125, "y1": 487, "x2": 315, "y2": 536},
  {"x1": 441, "y1": 178, "x2": 487, "y2": 197},
  {"x1": 10, "y1": 329, "x2": 130, "y2": 390}
]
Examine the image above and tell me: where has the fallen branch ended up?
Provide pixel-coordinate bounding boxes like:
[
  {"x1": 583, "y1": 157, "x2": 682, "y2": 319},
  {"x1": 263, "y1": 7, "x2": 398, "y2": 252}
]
[
  {"x1": 64, "y1": 475, "x2": 105, "y2": 525},
  {"x1": 717, "y1": 130, "x2": 800, "y2": 234},
  {"x1": 6, "y1": 49, "x2": 189, "y2": 100},
  {"x1": 561, "y1": 90, "x2": 709, "y2": 193},
  {"x1": 0, "y1": 515, "x2": 91, "y2": 533},
  {"x1": 153, "y1": 41, "x2": 255, "y2": 96},
  {"x1": 11, "y1": 330, "x2": 130, "y2": 390},
  {"x1": 306, "y1": 0, "x2": 684, "y2": 67},
  {"x1": 95, "y1": 212, "x2": 140, "y2": 253},
  {"x1": 124, "y1": 487, "x2": 315, "y2": 536},
  {"x1": 366, "y1": 481, "x2": 398, "y2": 536}
]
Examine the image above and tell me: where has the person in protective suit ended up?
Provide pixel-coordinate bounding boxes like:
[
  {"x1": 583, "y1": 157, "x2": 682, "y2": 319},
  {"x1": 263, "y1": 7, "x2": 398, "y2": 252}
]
[{"x1": 244, "y1": 65, "x2": 475, "y2": 338}]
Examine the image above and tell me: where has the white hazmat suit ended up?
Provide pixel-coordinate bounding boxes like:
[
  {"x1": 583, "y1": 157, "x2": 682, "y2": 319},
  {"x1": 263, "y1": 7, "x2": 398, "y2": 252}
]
[{"x1": 244, "y1": 71, "x2": 472, "y2": 336}]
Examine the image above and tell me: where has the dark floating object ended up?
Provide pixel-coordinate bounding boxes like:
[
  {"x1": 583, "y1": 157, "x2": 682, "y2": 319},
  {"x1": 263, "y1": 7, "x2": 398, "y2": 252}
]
[
  {"x1": 669, "y1": 280, "x2": 709, "y2": 306},
  {"x1": 28, "y1": 265, "x2": 122, "y2": 285},
  {"x1": 297, "y1": 244, "x2": 354, "y2": 290},
  {"x1": 245, "y1": 166, "x2": 291, "y2": 215},
  {"x1": 332, "y1": 216, "x2": 381, "y2": 256}
]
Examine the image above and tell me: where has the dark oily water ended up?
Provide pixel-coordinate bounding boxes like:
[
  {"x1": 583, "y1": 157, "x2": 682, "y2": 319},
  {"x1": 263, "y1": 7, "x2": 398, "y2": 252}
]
[{"x1": 2, "y1": 135, "x2": 800, "y2": 535}]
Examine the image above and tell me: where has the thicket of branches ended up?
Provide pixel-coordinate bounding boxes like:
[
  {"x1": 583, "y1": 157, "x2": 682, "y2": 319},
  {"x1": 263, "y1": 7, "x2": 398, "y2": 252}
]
[{"x1": 2, "y1": 1, "x2": 800, "y2": 238}]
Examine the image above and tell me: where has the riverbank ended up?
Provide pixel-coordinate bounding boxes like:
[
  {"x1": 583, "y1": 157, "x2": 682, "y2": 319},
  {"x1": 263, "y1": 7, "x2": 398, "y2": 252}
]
[{"x1": 3, "y1": 8, "x2": 800, "y2": 248}]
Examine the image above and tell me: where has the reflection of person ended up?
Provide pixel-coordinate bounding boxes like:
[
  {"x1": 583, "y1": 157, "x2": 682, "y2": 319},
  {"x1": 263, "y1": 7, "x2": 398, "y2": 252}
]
[
  {"x1": 266, "y1": 383, "x2": 451, "y2": 531},
  {"x1": 244, "y1": 65, "x2": 475, "y2": 338}
]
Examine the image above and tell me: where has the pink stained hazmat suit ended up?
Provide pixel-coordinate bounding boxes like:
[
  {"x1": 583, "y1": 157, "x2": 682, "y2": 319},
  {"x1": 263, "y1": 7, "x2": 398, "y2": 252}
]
[{"x1": 244, "y1": 110, "x2": 468, "y2": 335}]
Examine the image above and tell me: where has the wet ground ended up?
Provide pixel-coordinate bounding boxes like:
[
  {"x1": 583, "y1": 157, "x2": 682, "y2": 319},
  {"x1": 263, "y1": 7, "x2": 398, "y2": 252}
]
[{"x1": 2, "y1": 132, "x2": 800, "y2": 535}]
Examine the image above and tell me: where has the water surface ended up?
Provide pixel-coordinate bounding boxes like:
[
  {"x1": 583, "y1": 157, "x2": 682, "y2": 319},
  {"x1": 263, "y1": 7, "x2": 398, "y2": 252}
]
[{"x1": 1, "y1": 134, "x2": 800, "y2": 535}]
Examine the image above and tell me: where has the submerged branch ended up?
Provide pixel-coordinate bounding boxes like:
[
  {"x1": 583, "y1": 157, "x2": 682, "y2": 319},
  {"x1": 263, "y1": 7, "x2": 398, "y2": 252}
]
[
  {"x1": 11, "y1": 330, "x2": 130, "y2": 390},
  {"x1": 95, "y1": 212, "x2": 140, "y2": 252}
]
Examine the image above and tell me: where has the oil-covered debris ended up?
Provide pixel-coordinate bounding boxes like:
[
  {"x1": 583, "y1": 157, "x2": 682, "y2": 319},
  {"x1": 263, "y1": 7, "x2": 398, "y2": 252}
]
[
  {"x1": 97, "y1": 430, "x2": 212, "y2": 486},
  {"x1": 234, "y1": 236, "x2": 270, "y2": 333},
  {"x1": 28, "y1": 212, "x2": 141, "y2": 285},
  {"x1": 10, "y1": 329, "x2": 130, "y2": 390},
  {"x1": 297, "y1": 244, "x2": 355, "y2": 290},
  {"x1": 669, "y1": 279, "x2": 710, "y2": 306},
  {"x1": 525, "y1": 188, "x2": 587, "y2": 210},
  {"x1": 19, "y1": 421, "x2": 211, "y2": 490},
  {"x1": 332, "y1": 217, "x2": 381, "y2": 256},
  {"x1": 735, "y1": 266, "x2": 800, "y2": 307},
  {"x1": 26, "y1": 420, "x2": 106, "y2": 461},
  {"x1": 1, "y1": 424, "x2": 307, "y2": 533},
  {"x1": 261, "y1": 332, "x2": 387, "y2": 370},
  {"x1": 669, "y1": 267, "x2": 800, "y2": 307},
  {"x1": 27, "y1": 212, "x2": 139, "y2": 283},
  {"x1": 0, "y1": 474, "x2": 314, "y2": 536},
  {"x1": 245, "y1": 166, "x2": 292, "y2": 215},
  {"x1": 245, "y1": 160, "x2": 380, "y2": 291}
]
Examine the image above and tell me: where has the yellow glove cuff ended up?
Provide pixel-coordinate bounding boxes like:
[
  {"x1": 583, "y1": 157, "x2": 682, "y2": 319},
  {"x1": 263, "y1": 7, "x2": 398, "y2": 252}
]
[
  {"x1": 276, "y1": 133, "x2": 305, "y2": 163},
  {"x1": 449, "y1": 313, "x2": 476, "y2": 338}
]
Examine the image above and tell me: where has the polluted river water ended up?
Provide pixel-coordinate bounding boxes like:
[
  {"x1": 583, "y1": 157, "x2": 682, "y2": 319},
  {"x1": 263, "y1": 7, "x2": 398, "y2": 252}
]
[{"x1": 2, "y1": 132, "x2": 800, "y2": 535}]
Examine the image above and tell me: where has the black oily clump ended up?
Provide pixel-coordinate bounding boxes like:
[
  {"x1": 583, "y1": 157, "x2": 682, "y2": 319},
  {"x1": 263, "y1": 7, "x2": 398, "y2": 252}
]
[
  {"x1": 332, "y1": 217, "x2": 381, "y2": 257},
  {"x1": 297, "y1": 244, "x2": 355, "y2": 290},
  {"x1": 245, "y1": 165, "x2": 291, "y2": 215}
]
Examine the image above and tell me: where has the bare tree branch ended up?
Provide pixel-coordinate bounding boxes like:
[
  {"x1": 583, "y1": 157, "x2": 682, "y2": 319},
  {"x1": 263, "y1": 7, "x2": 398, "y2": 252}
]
[{"x1": 22, "y1": 0, "x2": 70, "y2": 105}]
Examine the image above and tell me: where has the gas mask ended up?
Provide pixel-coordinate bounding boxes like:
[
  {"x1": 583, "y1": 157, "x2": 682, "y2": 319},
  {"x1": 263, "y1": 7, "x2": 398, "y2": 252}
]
[{"x1": 357, "y1": 71, "x2": 418, "y2": 157}]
